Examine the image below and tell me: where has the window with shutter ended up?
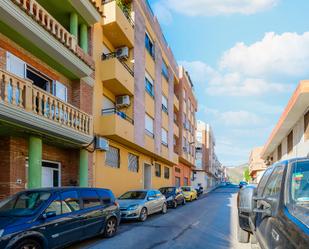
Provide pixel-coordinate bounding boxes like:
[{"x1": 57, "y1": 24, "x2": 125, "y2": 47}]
[
  {"x1": 128, "y1": 153, "x2": 139, "y2": 172},
  {"x1": 155, "y1": 163, "x2": 161, "y2": 177},
  {"x1": 6, "y1": 52, "x2": 26, "y2": 78},
  {"x1": 287, "y1": 131, "x2": 293, "y2": 154},
  {"x1": 53, "y1": 81, "x2": 68, "y2": 102},
  {"x1": 145, "y1": 114, "x2": 154, "y2": 136},
  {"x1": 105, "y1": 146, "x2": 120, "y2": 168},
  {"x1": 161, "y1": 128, "x2": 168, "y2": 146}
]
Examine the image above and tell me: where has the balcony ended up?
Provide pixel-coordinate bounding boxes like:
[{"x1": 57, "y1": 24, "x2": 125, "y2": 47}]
[
  {"x1": 174, "y1": 95, "x2": 179, "y2": 110},
  {"x1": 0, "y1": 0, "x2": 94, "y2": 78},
  {"x1": 0, "y1": 69, "x2": 93, "y2": 144},
  {"x1": 101, "y1": 53, "x2": 134, "y2": 95},
  {"x1": 99, "y1": 108, "x2": 134, "y2": 144},
  {"x1": 71, "y1": 0, "x2": 103, "y2": 24},
  {"x1": 174, "y1": 123, "x2": 179, "y2": 137},
  {"x1": 102, "y1": 0, "x2": 134, "y2": 48}
]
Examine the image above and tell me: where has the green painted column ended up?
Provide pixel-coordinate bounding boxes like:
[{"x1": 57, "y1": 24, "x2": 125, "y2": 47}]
[
  {"x1": 80, "y1": 24, "x2": 88, "y2": 53},
  {"x1": 28, "y1": 136, "x2": 42, "y2": 189},
  {"x1": 70, "y1": 12, "x2": 78, "y2": 38},
  {"x1": 79, "y1": 149, "x2": 88, "y2": 187}
]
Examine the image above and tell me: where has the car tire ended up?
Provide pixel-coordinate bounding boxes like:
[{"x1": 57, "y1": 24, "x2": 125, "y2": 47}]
[
  {"x1": 104, "y1": 217, "x2": 118, "y2": 238},
  {"x1": 173, "y1": 200, "x2": 177, "y2": 209},
  {"x1": 162, "y1": 203, "x2": 167, "y2": 214},
  {"x1": 237, "y1": 220, "x2": 250, "y2": 243},
  {"x1": 139, "y1": 207, "x2": 148, "y2": 222},
  {"x1": 13, "y1": 239, "x2": 42, "y2": 249},
  {"x1": 182, "y1": 198, "x2": 186, "y2": 205}
]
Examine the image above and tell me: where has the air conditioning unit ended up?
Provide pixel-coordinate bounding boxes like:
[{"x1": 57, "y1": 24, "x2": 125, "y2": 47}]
[
  {"x1": 95, "y1": 136, "x2": 109, "y2": 151},
  {"x1": 116, "y1": 95, "x2": 130, "y2": 108},
  {"x1": 116, "y1": 46, "x2": 129, "y2": 59}
]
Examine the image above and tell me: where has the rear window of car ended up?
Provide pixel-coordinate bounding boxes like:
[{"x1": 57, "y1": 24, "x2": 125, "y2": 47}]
[
  {"x1": 97, "y1": 189, "x2": 114, "y2": 204},
  {"x1": 80, "y1": 190, "x2": 101, "y2": 208},
  {"x1": 286, "y1": 160, "x2": 309, "y2": 227}
]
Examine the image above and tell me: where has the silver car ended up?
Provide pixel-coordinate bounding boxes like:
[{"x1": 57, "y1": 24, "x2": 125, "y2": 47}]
[{"x1": 117, "y1": 189, "x2": 167, "y2": 221}]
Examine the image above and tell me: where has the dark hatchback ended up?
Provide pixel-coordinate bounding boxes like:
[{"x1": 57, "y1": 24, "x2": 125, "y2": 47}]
[
  {"x1": 159, "y1": 187, "x2": 185, "y2": 208},
  {"x1": 0, "y1": 187, "x2": 120, "y2": 249}
]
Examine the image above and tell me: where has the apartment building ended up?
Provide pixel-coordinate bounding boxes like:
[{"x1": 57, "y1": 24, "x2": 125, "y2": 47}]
[
  {"x1": 173, "y1": 66, "x2": 197, "y2": 187},
  {"x1": 93, "y1": 0, "x2": 179, "y2": 196},
  {"x1": 192, "y1": 121, "x2": 220, "y2": 189},
  {"x1": 248, "y1": 147, "x2": 267, "y2": 183},
  {"x1": 0, "y1": 0, "x2": 101, "y2": 198},
  {"x1": 261, "y1": 81, "x2": 309, "y2": 165}
]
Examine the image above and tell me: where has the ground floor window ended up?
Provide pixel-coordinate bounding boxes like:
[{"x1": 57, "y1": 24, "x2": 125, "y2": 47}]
[
  {"x1": 128, "y1": 153, "x2": 139, "y2": 172},
  {"x1": 175, "y1": 177, "x2": 180, "y2": 187},
  {"x1": 164, "y1": 167, "x2": 170, "y2": 179},
  {"x1": 155, "y1": 163, "x2": 161, "y2": 177},
  {"x1": 184, "y1": 177, "x2": 189, "y2": 186},
  {"x1": 105, "y1": 146, "x2": 120, "y2": 168}
]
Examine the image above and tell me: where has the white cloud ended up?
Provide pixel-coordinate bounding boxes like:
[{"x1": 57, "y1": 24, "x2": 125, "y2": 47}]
[
  {"x1": 220, "y1": 32, "x2": 309, "y2": 79},
  {"x1": 219, "y1": 111, "x2": 264, "y2": 126},
  {"x1": 181, "y1": 32, "x2": 308, "y2": 96},
  {"x1": 164, "y1": 0, "x2": 279, "y2": 16}
]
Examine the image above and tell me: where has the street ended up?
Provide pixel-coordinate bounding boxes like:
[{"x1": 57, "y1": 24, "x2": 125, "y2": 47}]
[{"x1": 70, "y1": 185, "x2": 250, "y2": 249}]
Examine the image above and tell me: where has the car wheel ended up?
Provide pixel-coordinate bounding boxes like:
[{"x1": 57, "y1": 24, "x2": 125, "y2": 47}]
[
  {"x1": 139, "y1": 207, "x2": 148, "y2": 222},
  {"x1": 162, "y1": 203, "x2": 167, "y2": 214},
  {"x1": 173, "y1": 200, "x2": 177, "y2": 209},
  {"x1": 237, "y1": 220, "x2": 250, "y2": 243},
  {"x1": 13, "y1": 239, "x2": 42, "y2": 249},
  {"x1": 104, "y1": 217, "x2": 118, "y2": 238},
  {"x1": 182, "y1": 198, "x2": 186, "y2": 205}
]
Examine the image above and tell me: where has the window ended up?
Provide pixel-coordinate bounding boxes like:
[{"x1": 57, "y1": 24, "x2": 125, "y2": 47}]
[
  {"x1": 162, "y1": 95, "x2": 168, "y2": 113},
  {"x1": 80, "y1": 190, "x2": 101, "y2": 208},
  {"x1": 287, "y1": 131, "x2": 293, "y2": 154},
  {"x1": 128, "y1": 153, "x2": 139, "y2": 172},
  {"x1": 155, "y1": 163, "x2": 161, "y2": 177},
  {"x1": 305, "y1": 111, "x2": 309, "y2": 141},
  {"x1": 45, "y1": 195, "x2": 62, "y2": 216},
  {"x1": 145, "y1": 72, "x2": 154, "y2": 97},
  {"x1": 162, "y1": 128, "x2": 168, "y2": 146},
  {"x1": 61, "y1": 191, "x2": 80, "y2": 212},
  {"x1": 184, "y1": 177, "x2": 189, "y2": 186},
  {"x1": 263, "y1": 165, "x2": 284, "y2": 197},
  {"x1": 145, "y1": 32, "x2": 155, "y2": 58},
  {"x1": 162, "y1": 60, "x2": 169, "y2": 80},
  {"x1": 277, "y1": 143, "x2": 282, "y2": 161},
  {"x1": 106, "y1": 146, "x2": 120, "y2": 168},
  {"x1": 175, "y1": 177, "x2": 180, "y2": 187},
  {"x1": 175, "y1": 167, "x2": 181, "y2": 173},
  {"x1": 53, "y1": 81, "x2": 67, "y2": 102},
  {"x1": 286, "y1": 161, "x2": 309, "y2": 227},
  {"x1": 164, "y1": 167, "x2": 170, "y2": 179},
  {"x1": 6, "y1": 52, "x2": 26, "y2": 78},
  {"x1": 256, "y1": 168, "x2": 273, "y2": 197},
  {"x1": 145, "y1": 114, "x2": 154, "y2": 136}
]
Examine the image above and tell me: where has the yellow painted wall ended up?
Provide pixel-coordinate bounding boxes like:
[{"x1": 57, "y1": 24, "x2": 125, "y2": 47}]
[
  {"x1": 145, "y1": 94, "x2": 155, "y2": 118},
  {"x1": 162, "y1": 112, "x2": 169, "y2": 130}
]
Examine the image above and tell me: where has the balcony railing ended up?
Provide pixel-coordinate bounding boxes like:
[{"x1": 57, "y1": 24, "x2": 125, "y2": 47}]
[
  {"x1": 102, "y1": 108, "x2": 134, "y2": 124},
  {"x1": 13, "y1": 0, "x2": 94, "y2": 69},
  {"x1": 0, "y1": 69, "x2": 92, "y2": 135},
  {"x1": 102, "y1": 0, "x2": 134, "y2": 27},
  {"x1": 102, "y1": 52, "x2": 134, "y2": 77}
]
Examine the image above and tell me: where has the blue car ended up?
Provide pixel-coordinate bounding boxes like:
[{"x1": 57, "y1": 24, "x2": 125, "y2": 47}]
[{"x1": 0, "y1": 187, "x2": 120, "y2": 249}]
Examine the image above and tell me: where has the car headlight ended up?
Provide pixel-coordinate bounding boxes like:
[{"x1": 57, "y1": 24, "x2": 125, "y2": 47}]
[
  {"x1": 0, "y1": 229, "x2": 4, "y2": 238},
  {"x1": 166, "y1": 196, "x2": 173, "y2": 201},
  {"x1": 127, "y1": 204, "x2": 139, "y2": 211}
]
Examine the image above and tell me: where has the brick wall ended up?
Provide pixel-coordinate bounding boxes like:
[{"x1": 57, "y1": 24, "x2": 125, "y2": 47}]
[
  {"x1": 0, "y1": 136, "x2": 81, "y2": 199},
  {"x1": 72, "y1": 79, "x2": 93, "y2": 115}
]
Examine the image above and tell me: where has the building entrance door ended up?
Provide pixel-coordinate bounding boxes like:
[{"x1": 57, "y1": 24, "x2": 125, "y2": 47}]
[
  {"x1": 144, "y1": 163, "x2": 152, "y2": 189},
  {"x1": 42, "y1": 161, "x2": 61, "y2": 187}
]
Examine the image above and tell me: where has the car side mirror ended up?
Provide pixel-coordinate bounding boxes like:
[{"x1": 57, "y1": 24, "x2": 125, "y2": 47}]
[
  {"x1": 42, "y1": 211, "x2": 57, "y2": 219},
  {"x1": 253, "y1": 197, "x2": 276, "y2": 217},
  {"x1": 147, "y1": 196, "x2": 155, "y2": 201}
]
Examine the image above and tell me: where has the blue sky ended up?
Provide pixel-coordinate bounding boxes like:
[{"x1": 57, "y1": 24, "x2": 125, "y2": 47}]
[{"x1": 149, "y1": 0, "x2": 309, "y2": 166}]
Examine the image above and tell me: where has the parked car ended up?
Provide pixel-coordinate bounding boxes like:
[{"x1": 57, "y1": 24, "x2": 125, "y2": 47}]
[
  {"x1": 237, "y1": 158, "x2": 309, "y2": 249},
  {"x1": 239, "y1": 181, "x2": 248, "y2": 188},
  {"x1": 0, "y1": 187, "x2": 120, "y2": 249},
  {"x1": 181, "y1": 186, "x2": 198, "y2": 201},
  {"x1": 117, "y1": 190, "x2": 167, "y2": 222},
  {"x1": 159, "y1": 187, "x2": 186, "y2": 208}
]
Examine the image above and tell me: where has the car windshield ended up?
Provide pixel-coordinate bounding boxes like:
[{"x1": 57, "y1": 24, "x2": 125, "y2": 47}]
[
  {"x1": 159, "y1": 187, "x2": 175, "y2": 194},
  {"x1": 0, "y1": 191, "x2": 51, "y2": 217},
  {"x1": 286, "y1": 160, "x2": 309, "y2": 227},
  {"x1": 181, "y1": 187, "x2": 191, "y2": 192},
  {"x1": 119, "y1": 191, "x2": 147, "y2": 200}
]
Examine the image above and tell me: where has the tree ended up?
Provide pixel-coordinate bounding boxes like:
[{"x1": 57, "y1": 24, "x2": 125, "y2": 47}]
[{"x1": 243, "y1": 167, "x2": 251, "y2": 182}]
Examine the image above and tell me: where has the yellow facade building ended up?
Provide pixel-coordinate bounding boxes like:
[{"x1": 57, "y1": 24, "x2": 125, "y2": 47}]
[{"x1": 92, "y1": 0, "x2": 180, "y2": 196}]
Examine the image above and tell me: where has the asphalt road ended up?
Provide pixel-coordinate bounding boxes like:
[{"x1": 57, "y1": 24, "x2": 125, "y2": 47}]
[{"x1": 70, "y1": 185, "x2": 250, "y2": 249}]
